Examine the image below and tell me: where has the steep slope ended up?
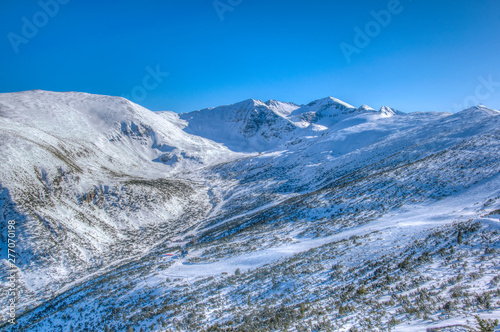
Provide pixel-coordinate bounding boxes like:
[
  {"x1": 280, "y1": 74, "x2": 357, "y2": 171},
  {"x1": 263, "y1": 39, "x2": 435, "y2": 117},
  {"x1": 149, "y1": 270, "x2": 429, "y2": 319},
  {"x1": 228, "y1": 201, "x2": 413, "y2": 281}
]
[
  {"x1": 0, "y1": 90, "x2": 235, "y2": 174},
  {"x1": 191, "y1": 106, "x2": 500, "y2": 243},
  {"x1": 155, "y1": 111, "x2": 188, "y2": 130},
  {"x1": 179, "y1": 99, "x2": 300, "y2": 152},
  {"x1": 0, "y1": 90, "x2": 240, "y2": 314}
]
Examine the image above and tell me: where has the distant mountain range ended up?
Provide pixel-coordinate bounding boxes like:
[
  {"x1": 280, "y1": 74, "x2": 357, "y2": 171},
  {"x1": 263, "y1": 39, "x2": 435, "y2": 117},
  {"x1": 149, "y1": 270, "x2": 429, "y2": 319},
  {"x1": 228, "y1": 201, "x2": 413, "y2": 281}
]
[{"x1": 167, "y1": 96, "x2": 401, "y2": 152}]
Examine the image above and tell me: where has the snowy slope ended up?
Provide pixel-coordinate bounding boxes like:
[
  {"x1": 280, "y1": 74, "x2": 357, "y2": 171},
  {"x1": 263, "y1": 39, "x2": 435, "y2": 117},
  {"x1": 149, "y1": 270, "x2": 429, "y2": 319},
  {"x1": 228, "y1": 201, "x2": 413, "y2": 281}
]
[
  {"x1": 179, "y1": 99, "x2": 299, "y2": 152},
  {"x1": 1, "y1": 91, "x2": 500, "y2": 331},
  {"x1": 0, "y1": 90, "x2": 241, "y2": 314},
  {"x1": 0, "y1": 90, "x2": 236, "y2": 175}
]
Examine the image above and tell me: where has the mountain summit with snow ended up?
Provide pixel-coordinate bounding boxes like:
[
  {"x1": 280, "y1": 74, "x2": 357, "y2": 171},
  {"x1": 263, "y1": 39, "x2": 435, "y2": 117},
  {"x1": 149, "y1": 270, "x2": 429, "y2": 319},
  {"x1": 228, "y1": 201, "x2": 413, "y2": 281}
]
[
  {"x1": 178, "y1": 96, "x2": 404, "y2": 152},
  {"x1": 1, "y1": 90, "x2": 499, "y2": 332}
]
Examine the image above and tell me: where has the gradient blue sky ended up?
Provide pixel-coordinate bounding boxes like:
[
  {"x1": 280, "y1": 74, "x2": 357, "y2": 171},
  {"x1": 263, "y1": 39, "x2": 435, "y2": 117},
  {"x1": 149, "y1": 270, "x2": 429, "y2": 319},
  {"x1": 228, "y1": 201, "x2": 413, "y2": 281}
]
[{"x1": 1, "y1": 0, "x2": 499, "y2": 113}]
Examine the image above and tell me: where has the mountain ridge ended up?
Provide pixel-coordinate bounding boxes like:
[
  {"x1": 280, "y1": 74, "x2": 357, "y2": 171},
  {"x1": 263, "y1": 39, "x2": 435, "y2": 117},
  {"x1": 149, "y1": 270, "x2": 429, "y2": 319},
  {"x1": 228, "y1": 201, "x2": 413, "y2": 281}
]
[{"x1": 179, "y1": 95, "x2": 406, "y2": 152}]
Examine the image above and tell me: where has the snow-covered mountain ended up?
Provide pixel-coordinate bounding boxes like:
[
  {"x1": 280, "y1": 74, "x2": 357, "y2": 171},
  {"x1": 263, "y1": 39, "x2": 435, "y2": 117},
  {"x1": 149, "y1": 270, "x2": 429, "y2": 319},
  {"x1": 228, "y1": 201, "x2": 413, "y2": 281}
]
[
  {"x1": 0, "y1": 90, "x2": 240, "y2": 313},
  {"x1": 178, "y1": 99, "x2": 298, "y2": 152},
  {"x1": 178, "y1": 96, "x2": 402, "y2": 152},
  {"x1": 1, "y1": 90, "x2": 500, "y2": 332}
]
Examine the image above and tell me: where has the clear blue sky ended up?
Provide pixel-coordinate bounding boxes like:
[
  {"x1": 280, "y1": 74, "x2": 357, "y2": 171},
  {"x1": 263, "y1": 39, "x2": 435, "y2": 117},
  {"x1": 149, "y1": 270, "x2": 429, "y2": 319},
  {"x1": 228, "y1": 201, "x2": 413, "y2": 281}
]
[{"x1": 1, "y1": 0, "x2": 499, "y2": 113}]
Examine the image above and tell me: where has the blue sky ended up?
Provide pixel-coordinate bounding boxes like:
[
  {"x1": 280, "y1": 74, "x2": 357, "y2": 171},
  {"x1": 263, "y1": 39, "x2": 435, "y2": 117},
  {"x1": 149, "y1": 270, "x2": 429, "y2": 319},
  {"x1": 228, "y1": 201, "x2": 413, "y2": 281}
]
[{"x1": 1, "y1": 0, "x2": 499, "y2": 113}]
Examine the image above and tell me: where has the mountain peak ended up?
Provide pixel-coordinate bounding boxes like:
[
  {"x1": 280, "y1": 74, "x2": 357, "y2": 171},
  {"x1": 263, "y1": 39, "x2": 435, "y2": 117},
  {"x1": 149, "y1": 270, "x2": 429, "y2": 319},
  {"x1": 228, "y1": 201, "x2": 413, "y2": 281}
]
[
  {"x1": 306, "y1": 96, "x2": 356, "y2": 111},
  {"x1": 227, "y1": 98, "x2": 266, "y2": 110},
  {"x1": 378, "y1": 106, "x2": 401, "y2": 117},
  {"x1": 455, "y1": 105, "x2": 500, "y2": 117},
  {"x1": 265, "y1": 99, "x2": 297, "y2": 107},
  {"x1": 357, "y1": 104, "x2": 376, "y2": 112},
  {"x1": 265, "y1": 99, "x2": 300, "y2": 117}
]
